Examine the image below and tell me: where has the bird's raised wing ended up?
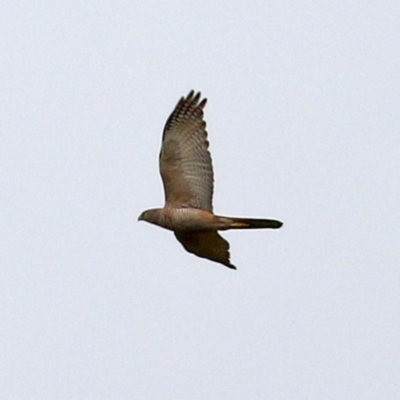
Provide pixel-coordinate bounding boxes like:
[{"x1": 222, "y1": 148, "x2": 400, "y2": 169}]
[
  {"x1": 159, "y1": 91, "x2": 214, "y2": 211},
  {"x1": 174, "y1": 231, "x2": 235, "y2": 269}
]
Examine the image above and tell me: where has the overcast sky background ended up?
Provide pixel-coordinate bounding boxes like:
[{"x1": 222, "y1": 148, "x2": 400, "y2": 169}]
[{"x1": 1, "y1": 1, "x2": 399, "y2": 399}]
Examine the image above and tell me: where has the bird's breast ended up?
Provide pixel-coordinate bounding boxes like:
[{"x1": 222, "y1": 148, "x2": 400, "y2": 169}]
[{"x1": 164, "y1": 207, "x2": 217, "y2": 231}]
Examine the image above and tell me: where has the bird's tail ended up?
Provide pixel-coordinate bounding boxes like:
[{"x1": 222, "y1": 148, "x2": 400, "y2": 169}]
[{"x1": 221, "y1": 216, "x2": 283, "y2": 229}]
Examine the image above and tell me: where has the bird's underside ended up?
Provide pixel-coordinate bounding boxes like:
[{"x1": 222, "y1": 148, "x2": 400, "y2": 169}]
[
  {"x1": 174, "y1": 213, "x2": 282, "y2": 269},
  {"x1": 138, "y1": 91, "x2": 283, "y2": 269}
]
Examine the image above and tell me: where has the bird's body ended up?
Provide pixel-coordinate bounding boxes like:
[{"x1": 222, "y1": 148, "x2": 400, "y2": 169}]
[
  {"x1": 140, "y1": 207, "x2": 282, "y2": 232},
  {"x1": 139, "y1": 91, "x2": 283, "y2": 269},
  {"x1": 140, "y1": 207, "x2": 224, "y2": 231}
]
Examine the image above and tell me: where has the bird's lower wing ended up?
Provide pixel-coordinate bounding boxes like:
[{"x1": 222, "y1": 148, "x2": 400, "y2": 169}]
[{"x1": 174, "y1": 231, "x2": 235, "y2": 269}]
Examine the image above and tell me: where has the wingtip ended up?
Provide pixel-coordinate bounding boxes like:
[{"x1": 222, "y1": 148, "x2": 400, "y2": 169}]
[
  {"x1": 185, "y1": 90, "x2": 207, "y2": 107},
  {"x1": 186, "y1": 89, "x2": 195, "y2": 99}
]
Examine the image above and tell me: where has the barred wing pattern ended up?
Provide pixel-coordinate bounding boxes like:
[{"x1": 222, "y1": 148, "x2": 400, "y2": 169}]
[{"x1": 159, "y1": 91, "x2": 214, "y2": 211}]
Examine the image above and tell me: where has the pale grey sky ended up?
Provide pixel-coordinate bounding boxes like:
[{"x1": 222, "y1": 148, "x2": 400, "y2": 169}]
[{"x1": 1, "y1": 1, "x2": 399, "y2": 399}]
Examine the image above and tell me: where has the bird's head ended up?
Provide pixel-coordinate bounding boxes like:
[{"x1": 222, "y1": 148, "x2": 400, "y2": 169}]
[
  {"x1": 138, "y1": 208, "x2": 161, "y2": 225},
  {"x1": 138, "y1": 210, "x2": 148, "y2": 222}
]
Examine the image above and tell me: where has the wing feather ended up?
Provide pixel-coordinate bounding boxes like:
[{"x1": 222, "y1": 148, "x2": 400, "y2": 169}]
[
  {"x1": 159, "y1": 91, "x2": 214, "y2": 211},
  {"x1": 174, "y1": 231, "x2": 236, "y2": 269}
]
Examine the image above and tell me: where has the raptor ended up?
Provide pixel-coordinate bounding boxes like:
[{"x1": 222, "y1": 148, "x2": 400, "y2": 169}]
[{"x1": 139, "y1": 91, "x2": 283, "y2": 269}]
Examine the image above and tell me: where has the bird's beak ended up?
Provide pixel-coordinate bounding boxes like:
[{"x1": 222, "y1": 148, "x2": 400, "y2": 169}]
[{"x1": 138, "y1": 214, "x2": 143, "y2": 221}]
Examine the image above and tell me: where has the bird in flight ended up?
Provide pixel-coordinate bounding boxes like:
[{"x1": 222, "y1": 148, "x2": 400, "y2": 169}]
[{"x1": 138, "y1": 91, "x2": 283, "y2": 269}]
